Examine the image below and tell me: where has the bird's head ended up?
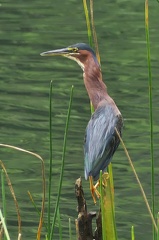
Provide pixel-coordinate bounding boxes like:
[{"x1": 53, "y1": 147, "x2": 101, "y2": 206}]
[{"x1": 40, "y1": 43, "x2": 99, "y2": 71}]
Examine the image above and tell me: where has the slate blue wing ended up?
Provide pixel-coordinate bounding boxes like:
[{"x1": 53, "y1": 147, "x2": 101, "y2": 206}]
[{"x1": 84, "y1": 104, "x2": 123, "y2": 180}]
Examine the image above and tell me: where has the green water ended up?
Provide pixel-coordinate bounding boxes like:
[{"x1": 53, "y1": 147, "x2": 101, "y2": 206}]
[{"x1": 0, "y1": 0, "x2": 159, "y2": 239}]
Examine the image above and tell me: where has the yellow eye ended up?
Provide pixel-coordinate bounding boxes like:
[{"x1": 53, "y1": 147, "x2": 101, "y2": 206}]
[{"x1": 72, "y1": 47, "x2": 78, "y2": 53}]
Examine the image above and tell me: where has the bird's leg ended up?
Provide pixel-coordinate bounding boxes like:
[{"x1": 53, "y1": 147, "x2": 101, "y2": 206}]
[
  {"x1": 89, "y1": 176, "x2": 100, "y2": 204},
  {"x1": 89, "y1": 173, "x2": 109, "y2": 204}
]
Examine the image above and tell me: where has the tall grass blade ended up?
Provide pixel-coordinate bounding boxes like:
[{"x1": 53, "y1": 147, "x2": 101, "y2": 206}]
[
  {"x1": 90, "y1": 103, "x2": 94, "y2": 114},
  {"x1": 99, "y1": 171, "x2": 106, "y2": 240},
  {"x1": 1, "y1": 170, "x2": 7, "y2": 240},
  {"x1": 47, "y1": 80, "x2": 53, "y2": 238},
  {"x1": 69, "y1": 218, "x2": 72, "y2": 240},
  {"x1": 131, "y1": 226, "x2": 135, "y2": 240},
  {"x1": 0, "y1": 160, "x2": 21, "y2": 235},
  {"x1": 145, "y1": 1, "x2": 155, "y2": 239},
  {"x1": 108, "y1": 164, "x2": 114, "y2": 211},
  {"x1": 108, "y1": 164, "x2": 117, "y2": 236},
  {"x1": 157, "y1": 212, "x2": 159, "y2": 240},
  {"x1": 57, "y1": 207, "x2": 62, "y2": 240},
  {"x1": 50, "y1": 86, "x2": 74, "y2": 240},
  {"x1": 90, "y1": 0, "x2": 100, "y2": 64},
  {"x1": 0, "y1": 209, "x2": 10, "y2": 240},
  {"x1": 28, "y1": 190, "x2": 48, "y2": 231},
  {"x1": 100, "y1": 170, "x2": 117, "y2": 240},
  {"x1": 82, "y1": 0, "x2": 92, "y2": 47},
  {"x1": 89, "y1": 0, "x2": 98, "y2": 115}
]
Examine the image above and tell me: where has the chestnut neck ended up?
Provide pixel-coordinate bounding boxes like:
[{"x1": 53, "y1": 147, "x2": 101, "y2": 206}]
[{"x1": 83, "y1": 58, "x2": 108, "y2": 110}]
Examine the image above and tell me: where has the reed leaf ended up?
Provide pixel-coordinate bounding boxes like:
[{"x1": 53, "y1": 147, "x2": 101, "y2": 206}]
[
  {"x1": 90, "y1": 0, "x2": 100, "y2": 64},
  {"x1": 100, "y1": 170, "x2": 117, "y2": 240},
  {"x1": 131, "y1": 226, "x2": 135, "y2": 240},
  {"x1": 145, "y1": 1, "x2": 155, "y2": 239},
  {"x1": 57, "y1": 207, "x2": 62, "y2": 240},
  {"x1": 47, "y1": 80, "x2": 53, "y2": 238},
  {"x1": 0, "y1": 209, "x2": 10, "y2": 240},
  {"x1": 157, "y1": 212, "x2": 159, "y2": 240},
  {"x1": 69, "y1": 218, "x2": 72, "y2": 240},
  {"x1": 50, "y1": 86, "x2": 74, "y2": 240},
  {"x1": 1, "y1": 170, "x2": 7, "y2": 240},
  {"x1": 82, "y1": 0, "x2": 92, "y2": 47}
]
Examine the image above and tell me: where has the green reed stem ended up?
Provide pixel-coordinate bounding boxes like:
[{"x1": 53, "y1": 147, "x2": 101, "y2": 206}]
[
  {"x1": 50, "y1": 86, "x2": 74, "y2": 240},
  {"x1": 99, "y1": 169, "x2": 117, "y2": 240},
  {"x1": 90, "y1": 0, "x2": 100, "y2": 64},
  {"x1": 145, "y1": 1, "x2": 155, "y2": 239},
  {"x1": 28, "y1": 190, "x2": 48, "y2": 231},
  {"x1": 131, "y1": 226, "x2": 135, "y2": 240},
  {"x1": 57, "y1": 207, "x2": 62, "y2": 240},
  {"x1": 1, "y1": 170, "x2": 7, "y2": 240},
  {"x1": 82, "y1": 0, "x2": 92, "y2": 47},
  {"x1": 108, "y1": 164, "x2": 117, "y2": 239},
  {"x1": 69, "y1": 218, "x2": 72, "y2": 240},
  {"x1": 0, "y1": 209, "x2": 10, "y2": 240},
  {"x1": 157, "y1": 212, "x2": 159, "y2": 240},
  {"x1": 99, "y1": 171, "x2": 106, "y2": 240},
  {"x1": 1, "y1": 170, "x2": 6, "y2": 221},
  {"x1": 48, "y1": 80, "x2": 53, "y2": 238}
]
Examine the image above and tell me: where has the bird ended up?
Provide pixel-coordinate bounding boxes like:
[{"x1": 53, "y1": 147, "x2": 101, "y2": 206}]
[{"x1": 40, "y1": 43, "x2": 123, "y2": 203}]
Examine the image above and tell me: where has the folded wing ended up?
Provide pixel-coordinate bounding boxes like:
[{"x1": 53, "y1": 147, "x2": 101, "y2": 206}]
[{"x1": 84, "y1": 104, "x2": 123, "y2": 180}]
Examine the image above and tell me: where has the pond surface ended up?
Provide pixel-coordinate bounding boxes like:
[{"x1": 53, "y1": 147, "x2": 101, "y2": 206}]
[{"x1": 0, "y1": 0, "x2": 159, "y2": 239}]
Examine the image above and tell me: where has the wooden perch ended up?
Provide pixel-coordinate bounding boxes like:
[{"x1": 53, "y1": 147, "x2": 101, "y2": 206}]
[{"x1": 75, "y1": 177, "x2": 102, "y2": 240}]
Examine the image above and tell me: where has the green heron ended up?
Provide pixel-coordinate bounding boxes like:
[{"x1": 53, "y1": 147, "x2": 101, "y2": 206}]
[{"x1": 41, "y1": 43, "x2": 123, "y2": 203}]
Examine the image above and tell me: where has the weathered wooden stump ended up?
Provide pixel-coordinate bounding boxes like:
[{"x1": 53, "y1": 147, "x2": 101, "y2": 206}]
[{"x1": 75, "y1": 177, "x2": 102, "y2": 240}]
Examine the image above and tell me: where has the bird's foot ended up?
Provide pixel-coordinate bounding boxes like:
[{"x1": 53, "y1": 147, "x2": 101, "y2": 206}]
[
  {"x1": 89, "y1": 173, "x2": 109, "y2": 204},
  {"x1": 94, "y1": 172, "x2": 109, "y2": 189},
  {"x1": 89, "y1": 176, "x2": 100, "y2": 204}
]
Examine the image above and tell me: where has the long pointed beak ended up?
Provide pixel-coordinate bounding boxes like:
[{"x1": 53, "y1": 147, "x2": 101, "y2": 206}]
[{"x1": 40, "y1": 47, "x2": 70, "y2": 57}]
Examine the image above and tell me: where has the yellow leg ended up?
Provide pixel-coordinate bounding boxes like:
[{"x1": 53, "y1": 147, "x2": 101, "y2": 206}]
[
  {"x1": 89, "y1": 173, "x2": 109, "y2": 204},
  {"x1": 89, "y1": 176, "x2": 100, "y2": 204}
]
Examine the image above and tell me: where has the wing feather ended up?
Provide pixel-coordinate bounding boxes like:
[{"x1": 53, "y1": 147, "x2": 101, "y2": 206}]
[{"x1": 84, "y1": 104, "x2": 122, "y2": 180}]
